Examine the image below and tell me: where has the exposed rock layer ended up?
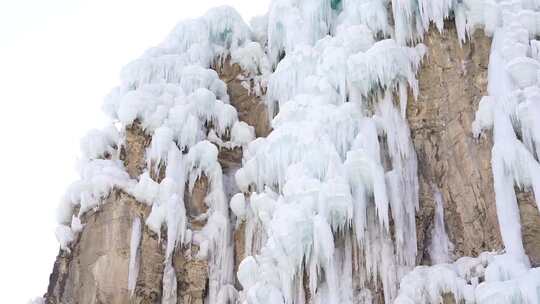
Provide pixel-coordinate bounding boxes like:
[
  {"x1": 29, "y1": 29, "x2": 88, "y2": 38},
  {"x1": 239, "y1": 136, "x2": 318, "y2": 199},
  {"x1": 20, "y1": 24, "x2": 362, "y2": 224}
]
[
  {"x1": 46, "y1": 192, "x2": 163, "y2": 304},
  {"x1": 408, "y1": 24, "x2": 503, "y2": 262}
]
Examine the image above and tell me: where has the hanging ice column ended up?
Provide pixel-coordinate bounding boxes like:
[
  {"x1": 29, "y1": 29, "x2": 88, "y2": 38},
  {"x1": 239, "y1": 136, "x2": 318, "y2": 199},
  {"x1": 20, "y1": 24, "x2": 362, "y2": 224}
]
[
  {"x1": 471, "y1": 0, "x2": 540, "y2": 263},
  {"x1": 235, "y1": 1, "x2": 426, "y2": 302}
]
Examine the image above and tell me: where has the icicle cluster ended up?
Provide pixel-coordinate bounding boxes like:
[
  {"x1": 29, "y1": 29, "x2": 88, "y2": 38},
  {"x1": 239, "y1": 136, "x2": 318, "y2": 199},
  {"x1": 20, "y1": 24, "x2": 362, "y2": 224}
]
[{"x1": 235, "y1": 2, "x2": 425, "y2": 303}]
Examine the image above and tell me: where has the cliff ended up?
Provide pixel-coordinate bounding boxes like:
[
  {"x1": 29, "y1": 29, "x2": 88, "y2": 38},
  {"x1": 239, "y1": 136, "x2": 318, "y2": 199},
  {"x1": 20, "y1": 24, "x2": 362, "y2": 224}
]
[{"x1": 39, "y1": 1, "x2": 540, "y2": 304}]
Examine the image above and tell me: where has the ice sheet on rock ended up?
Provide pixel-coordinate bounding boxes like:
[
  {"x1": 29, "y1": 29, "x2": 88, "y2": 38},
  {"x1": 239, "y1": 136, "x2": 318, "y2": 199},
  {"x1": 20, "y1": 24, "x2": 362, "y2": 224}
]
[
  {"x1": 472, "y1": 96, "x2": 495, "y2": 138},
  {"x1": 118, "y1": 6, "x2": 252, "y2": 90},
  {"x1": 61, "y1": 159, "x2": 133, "y2": 220},
  {"x1": 119, "y1": 55, "x2": 205, "y2": 90},
  {"x1": 57, "y1": 129, "x2": 128, "y2": 236},
  {"x1": 345, "y1": 148, "x2": 389, "y2": 230},
  {"x1": 236, "y1": 3, "x2": 428, "y2": 300},
  {"x1": 105, "y1": 75, "x2": 233, "y2": 139},
  {"x1": 391, "y1": 0, "x2": 453, "y2": 44},
  {"x1": 161, "y1": 261, "x2": 177, "y2": 304},
  {"x1": 185, "y1": 140, "x2": 236, "y2": 302},
  {"x1": 266, "y1": 47, "x2": 319, "y2": 116},
  {"x1": 128, "y1": 217, "x2": 142, "y2": 296},
  {"x1": 237, "y1": 119, "x2": 351, "y2": 193},
  {"x1": 70, "y1": 215, "x2": 84, "y2": 233},
  {"x1": 428, "y1": 186, "x2": 454, "y2": 264},
  {"x1": 518, "y1": 87, "x2": 540, "y2": 161},
  {"x1": 146, "y1": 126, "x2": 174, "y2": 170},
  {"x1": 376, "y1": 93, "x2": 419, "y2": 266},
  {"x1": 250, "y1": 14, "x2": 269, "y2": 45},
  {"x1": 80, "y1": 125, "x2": 120, "y2": 160},
  {"x1": 55, "y1": 225, "x2": 75, "y2": 252},
  {"x1": 265, "y1": 0, "x2": 397, "y2": 68},
  {"x1": 231, "y1": 42, "x2": 271, "y2": 77},
  {"x1": 266, "y1": 36, "x2": 425, "y2": 118},
  {"x1": 336, "y1": 0, "x2": 390, "y2": 36},
  {"x1": 104, "y1": 84, "x2": 184, "y2": 131},
  {"x1": 230, "y1": 193, "x2": 247, "y2": 220},
  {"x1": 238, "y1": 92, "x2": 419, "y2": 304},
  {"x1": 347, "y1": 41, "x2": 426, "y2": 102},
  {"x1": 267, "y1": 0, "x2": 333, "y2": 66},
  {"x1": 141, "y1": 144, "x2": 189, "y2": 264},
  {"x1": 203, "y1": 6, "x2": 252, "y2": 51},
  {"x1": 130, "y1": 172, "x2": 160, "y2": 206},
  {"x1": 179, "y1": 67, "x2": 229, "y2": 102},
  {"x1": 506, "y1": 56, "x2": 540, "y2": 88},
  {"x1": 231, "y1": 121, "x2": 256, "y2": 148},
  {"x1": 395, "y1": 252, "x2": 540, "y2": 304}
]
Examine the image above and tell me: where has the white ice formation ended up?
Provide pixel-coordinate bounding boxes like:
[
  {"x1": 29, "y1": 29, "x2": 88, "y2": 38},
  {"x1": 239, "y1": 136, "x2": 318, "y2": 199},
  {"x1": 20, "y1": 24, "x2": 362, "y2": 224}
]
[{"x1": 53, "y1": 1, "x2": 540, "y2": 304}]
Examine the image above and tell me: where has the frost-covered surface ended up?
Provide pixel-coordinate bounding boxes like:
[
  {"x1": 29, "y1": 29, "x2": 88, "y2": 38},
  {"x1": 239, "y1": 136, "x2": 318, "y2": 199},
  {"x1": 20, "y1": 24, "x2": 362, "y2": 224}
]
[
  {"x1": 59, "y1": 159, "x2": 133, "y2": 221},
  {"x1": 55, "y1": 225, "x2": 75, "y2": 252},
  {"x1": 395, "y1": 252, "x2": 540, "y2": 304},
  {"x1": 52, "y1": 0, "x2": 540, "y2": 304}
]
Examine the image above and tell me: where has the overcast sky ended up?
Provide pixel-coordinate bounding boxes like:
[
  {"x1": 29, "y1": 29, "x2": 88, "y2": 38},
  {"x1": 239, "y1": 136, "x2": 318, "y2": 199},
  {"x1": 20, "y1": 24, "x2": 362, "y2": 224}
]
[{"x1": 0, "y1": 1, "x2": 269, "y2": 302}]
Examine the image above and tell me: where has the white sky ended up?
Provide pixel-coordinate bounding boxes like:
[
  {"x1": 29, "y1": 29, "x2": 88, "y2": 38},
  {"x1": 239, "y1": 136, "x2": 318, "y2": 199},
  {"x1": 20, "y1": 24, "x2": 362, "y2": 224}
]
[{"x1": 0, "y1": 1, "x2": 269, "y2": 302}]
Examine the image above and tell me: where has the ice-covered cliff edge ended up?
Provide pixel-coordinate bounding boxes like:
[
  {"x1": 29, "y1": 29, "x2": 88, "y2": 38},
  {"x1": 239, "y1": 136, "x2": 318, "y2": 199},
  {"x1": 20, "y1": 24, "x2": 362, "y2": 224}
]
[{"x1": 37, "y1": 1, "x2": 540, "y2": 304}]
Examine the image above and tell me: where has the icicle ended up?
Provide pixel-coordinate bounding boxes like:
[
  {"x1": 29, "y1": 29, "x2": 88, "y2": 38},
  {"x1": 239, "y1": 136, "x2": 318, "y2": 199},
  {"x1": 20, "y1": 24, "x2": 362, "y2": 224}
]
[{"x1": 128, "y1": 217, "x2": 142, "y2": 296}]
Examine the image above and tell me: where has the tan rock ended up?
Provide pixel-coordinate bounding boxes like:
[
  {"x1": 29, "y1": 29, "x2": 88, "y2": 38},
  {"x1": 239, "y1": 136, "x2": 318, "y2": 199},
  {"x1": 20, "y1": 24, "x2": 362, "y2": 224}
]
[
  {"x1": 216, "y1": 59, "x2": 272, "y2": 138},
  {"x1": 409, "y1": 23, "x2": 503, "y2": 261},
  {"x1": 123, "y1": 121, "x2": 151, "y2": 179},
  {"x1": 46, "y1": 192, "x2": 163, "y2": 304},
  {"x1": 517, "y1": 191, "x2": 540, "y2": 266},
  {"x1": 185, "y1": 175, "x2": 210, "y2": 231},
  {"x1": 174, "y1": 248, "x2": 208, "y2": 304}
]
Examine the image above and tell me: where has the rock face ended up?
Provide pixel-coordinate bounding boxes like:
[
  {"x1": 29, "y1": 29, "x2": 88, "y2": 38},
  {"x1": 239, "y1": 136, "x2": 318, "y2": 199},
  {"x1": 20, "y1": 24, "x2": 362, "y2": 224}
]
[
  {"x1": 409, "y1": 22, "x2": 540, "y2": 267},
  {"x1": 43, "y1": 23, "x2": 540, "y2": 304},
  {"x1": 44, "y1": 58, "x2": 270, "y2": 304},
  {"x1": 408, "y1": 23, "x2": 503, "y2": 263},
  {"x1": 216, "y1": 60, "x2": 272, "y2": 138},
  {"x1": 518, "y1": 191, "x2": 540, "y2": 266},
  {"x1": 46, "y1": 191, "x2": 164, "y2": 304}
]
